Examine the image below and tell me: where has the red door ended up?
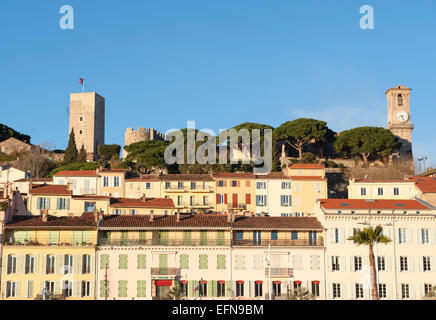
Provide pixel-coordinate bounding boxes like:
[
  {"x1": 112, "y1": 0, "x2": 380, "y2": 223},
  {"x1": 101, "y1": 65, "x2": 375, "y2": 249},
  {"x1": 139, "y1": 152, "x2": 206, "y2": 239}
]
[{"x1": 232, "y1": 194, "x2": 238, "y2": 208}]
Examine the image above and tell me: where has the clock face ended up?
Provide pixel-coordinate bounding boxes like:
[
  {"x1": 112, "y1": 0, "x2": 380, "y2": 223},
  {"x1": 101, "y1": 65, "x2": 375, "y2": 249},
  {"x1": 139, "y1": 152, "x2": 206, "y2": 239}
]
[{"x1": 395, "y1": 111, "x2": 409, "y2": 123}]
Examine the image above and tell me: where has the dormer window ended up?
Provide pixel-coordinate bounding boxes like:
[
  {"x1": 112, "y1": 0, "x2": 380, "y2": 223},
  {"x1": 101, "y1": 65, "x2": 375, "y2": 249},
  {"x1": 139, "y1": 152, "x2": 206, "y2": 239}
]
[{"x1": 397, "y1": 94, "x2": 403, "y2": 106}]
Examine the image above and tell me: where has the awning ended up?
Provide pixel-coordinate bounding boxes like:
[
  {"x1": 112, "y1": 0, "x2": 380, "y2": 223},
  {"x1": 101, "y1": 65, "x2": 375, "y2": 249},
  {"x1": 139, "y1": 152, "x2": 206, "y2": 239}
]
[
  {"x1": 155, "y1": 280, "x2": 172, "y2": 286},
  {"x1": 236, "y1": 280, "x2": 244, "y2": 284},
  {"x1": 218, "y1": 280, "x2": 226, "y2": 284},
  {"x1": 180, "y1": 280, "x2": 188, "y2": 284},
  {"x1": 312, "y1": 280, "x2": 320, "y2": 284},
  {"x1": 273, "y1": 281, "x2": 281, "y2": 284},
  {"x1": 255, "y1": 281, "x2": 263, "y2": 284},
  {"x1": 200, "y1": 280, "x2": 207, "y2": 284},
  {"x1": 294, "y1": 281, "x2": 302, "y2": 285}
]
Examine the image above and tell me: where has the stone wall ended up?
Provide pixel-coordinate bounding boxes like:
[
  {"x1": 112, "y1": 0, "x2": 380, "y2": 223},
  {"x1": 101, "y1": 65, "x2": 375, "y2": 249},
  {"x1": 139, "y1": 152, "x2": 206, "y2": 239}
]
[{"x1": 123, "y1": 127, "x2": 165, "y2": 158}]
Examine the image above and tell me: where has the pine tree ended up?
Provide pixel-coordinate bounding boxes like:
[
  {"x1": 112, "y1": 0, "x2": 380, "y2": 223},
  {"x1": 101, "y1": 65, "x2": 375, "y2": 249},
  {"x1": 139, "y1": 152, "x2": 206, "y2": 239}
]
[
  {"x1": 78, "y1": 144, "x2": 87, "y2": 162},
  {"x1": 64, "y1": 129, "x2": 78, "y2": 164}
]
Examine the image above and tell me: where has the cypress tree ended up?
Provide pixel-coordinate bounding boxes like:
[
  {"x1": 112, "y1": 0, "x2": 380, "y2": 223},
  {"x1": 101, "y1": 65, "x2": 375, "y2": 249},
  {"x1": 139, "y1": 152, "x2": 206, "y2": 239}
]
[
  {"x1": 78, "y1": 144, "x2": 87, "y2": 162},
  {"x1": 64, "y1": 129, "x2": 78, "y2": 164}
]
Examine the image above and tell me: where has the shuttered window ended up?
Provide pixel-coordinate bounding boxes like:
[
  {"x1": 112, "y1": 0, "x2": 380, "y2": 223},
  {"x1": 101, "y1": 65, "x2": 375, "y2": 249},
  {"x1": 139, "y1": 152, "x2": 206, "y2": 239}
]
[
  {"x1": 119, "y1": 255, "x2": 128, "y2": 269},
  {"x1": 217, "y1": 231, "x2": 225, "y2": 245},
  {"x1": 159, "y1": 254, "x2": 168, "y2": 274},
  {"x1": 137, "y1": 255, "x2": 146, "y2": 269},
  {"x1": 137, "y1": 280, "x2": 146, "y2": 297},
  {"x1": 217, "y1": 255, "x2": 226, "y2": 269},
  {"x1": 100, "y1": 254, "x2": 109, "y2": 269},
  {"x1": 118, "y1": 280, "x2": 128, "y2": 297},
  {"x1": 100, "y1": 280, "x2": 109, "y2": 298},
  {"x1": 200, "y1": 231, "x2": 207, "y2": 245},
  {"x1": 183, "y1": 231, "x2": 192, "y2": 246},
  {"x1": 199, "y1": 255, "x2": 208, "y2": 269},
  {"x1": 180, "y1": 254, "x2": 189, "y2": 269}
]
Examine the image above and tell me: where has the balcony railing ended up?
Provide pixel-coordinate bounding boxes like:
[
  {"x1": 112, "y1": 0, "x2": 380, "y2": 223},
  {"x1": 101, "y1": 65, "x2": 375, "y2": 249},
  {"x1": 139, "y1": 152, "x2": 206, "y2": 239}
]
[
  {"x1": 165, "y1": 186, "x2": 187, "y2": 192},
  {"x1": 4, "y1": 237, "x2": 96, "y2": 247},
  {"x1": 232, "y1": 239, "x2": 324, "y2": 247},
  {"x1": 98, "y1": 239, "x2": 231, "y2": 246},
  {"x1": 150, "y1": 267, "x2": 178, "y2": 276},
  {"x1": 189, "y1": 202, "x2": 211, "y2": 208},
  {"x1": 79, "y1": 188, "x2": 97, "y2": 195},
  {"x1": 190, "y1": 186, "x2": 212, "y2": 192},
  {"x1": 227, "y1": 203, "x2": 247, "y2": 210},
  {"x1": 265, "y1": 267, "x2": 293, "y2": 278}
]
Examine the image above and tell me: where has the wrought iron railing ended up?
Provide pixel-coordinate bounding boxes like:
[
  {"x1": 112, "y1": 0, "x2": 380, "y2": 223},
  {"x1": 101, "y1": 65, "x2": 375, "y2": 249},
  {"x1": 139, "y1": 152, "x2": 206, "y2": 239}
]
[
  {"x1": 98, "y1": 239, "x2": 231, "y2": 246},
  {"x1": 4, "y1": 237, "x2": 96, "y2": 246},
  {"x1": 232, "y1": 239, "x2": 324, "y2": 247}
]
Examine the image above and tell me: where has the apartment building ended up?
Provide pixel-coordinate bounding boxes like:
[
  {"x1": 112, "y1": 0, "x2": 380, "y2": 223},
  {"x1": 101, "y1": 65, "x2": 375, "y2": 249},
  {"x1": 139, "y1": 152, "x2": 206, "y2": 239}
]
[
  {"x1": 97, "y1": 169, "x2": 128, "y2": 198},
  {"x1": 213, "y1": 173, "x2": 256, "y2": 215},
  {"x1": 0, "y1": 211, "x2": 99, "y2": 300},
  {"x1": 109, "y1": 197, "x2": 175, "y2": 216},
  {"x1": 347, "y1": 178, "x2": 417, "y2": 200},
  {"x1": 124, "y1": 175, "x2": 161, "y2": 199},
  {"x1": 53, "y1": 170, "x2": 99, "y2": 196},
  {"x1": 313, "y1": 198, "x2": 436, "y2": 300},
  {"x1": 95, "y1": 214, "x2": 325, "y2": 300},
  {"x1": 254, "y1": 172, "x2": 293, "y2": 216},
  {"x1": 410, "y1": 177, "x2": 436, "y2": 206}
]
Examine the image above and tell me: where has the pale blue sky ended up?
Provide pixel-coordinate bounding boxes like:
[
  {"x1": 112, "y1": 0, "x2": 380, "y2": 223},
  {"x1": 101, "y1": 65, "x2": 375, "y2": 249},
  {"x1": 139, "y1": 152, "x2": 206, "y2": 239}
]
[{"x1": 1, "y1": 1, "x2": 435, "y2": 169}]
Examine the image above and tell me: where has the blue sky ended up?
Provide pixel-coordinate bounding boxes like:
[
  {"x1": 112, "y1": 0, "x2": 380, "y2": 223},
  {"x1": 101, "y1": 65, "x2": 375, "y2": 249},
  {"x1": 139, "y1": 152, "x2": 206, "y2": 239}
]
[{"x1": 1, "y1": 0, "x2": 435, "y2": 169}]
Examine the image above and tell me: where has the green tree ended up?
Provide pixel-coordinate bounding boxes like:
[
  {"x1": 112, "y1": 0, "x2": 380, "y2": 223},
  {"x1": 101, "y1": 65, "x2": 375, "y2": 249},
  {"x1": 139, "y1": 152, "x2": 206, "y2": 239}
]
[
  {"x1": 274, "y1": 118, "x2": 334, "y2": 160},
  {"x1": 0, "y1": 123, "x2": 31, "y2": 143},
  {"x1": 166, "y1": 286, "x2": 185, "y2": 300},
  {"x1": 97, "y1": 144, "x2": 121, "y2": 162},
  {"x1": 78, "y1": 144, "x2": 87, "y2": 162},
  {"x1": 64, "y1": 129, "x2": 78, "y2": 164},
  {"x1": 347, "y1": 226, "x2": 391, "y2": 300},
  {"x1": 334, "y1": 127, "x2": 401, "y2": 166},
  {"x1": 288, "y1": 287, "x2": 315, "y2": 300},
  {"x1": 124, "y1": 140, "x2": 169, "y2": 173}
]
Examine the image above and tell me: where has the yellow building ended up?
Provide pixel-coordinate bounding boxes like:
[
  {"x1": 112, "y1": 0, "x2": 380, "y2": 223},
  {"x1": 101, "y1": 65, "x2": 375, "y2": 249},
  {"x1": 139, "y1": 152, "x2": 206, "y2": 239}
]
[
  {"x1": 98, "y1": 169, "x2": 128, "y2": 198},
  {"x1": 0, "y1": 211, "x2": 99, "y2": 300},
  {"x1": 109, "y1": 197, "x2": 175, "y2": 215},
  {"x1": 347, "y1": 178, "x2": 417, "y2": 200},
  {"x1": 28, "y1": 184, "x2": 73, "y2": 216},
  {"x1": 160, "y1": 174, "x2": 215, "y2": 214},
  {"x1": 124, "y1": 175, "x2": 162, "y2": 199},
  {"x1": 213, "y1": 173, "x2": 256, "y2": 215},
  {"x1": 283, "y1": 163, "x2": 326, "y2": 177}
]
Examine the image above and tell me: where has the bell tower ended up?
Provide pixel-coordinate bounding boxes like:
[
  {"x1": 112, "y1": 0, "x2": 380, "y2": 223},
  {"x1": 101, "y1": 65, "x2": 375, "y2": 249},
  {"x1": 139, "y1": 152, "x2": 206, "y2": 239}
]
[{"x1": 386, "y1": 85, "x2": 414, "y2": 158}]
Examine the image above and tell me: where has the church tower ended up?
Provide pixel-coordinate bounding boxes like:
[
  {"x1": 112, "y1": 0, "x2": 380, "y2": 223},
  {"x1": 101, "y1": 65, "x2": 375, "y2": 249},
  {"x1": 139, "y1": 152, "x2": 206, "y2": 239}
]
[
  {"x1": 386, "y1": 85, "x2": 414, "y2": 158},
  {"x1": 69, "y1": 92, "x2": 105, "y2": 161}
]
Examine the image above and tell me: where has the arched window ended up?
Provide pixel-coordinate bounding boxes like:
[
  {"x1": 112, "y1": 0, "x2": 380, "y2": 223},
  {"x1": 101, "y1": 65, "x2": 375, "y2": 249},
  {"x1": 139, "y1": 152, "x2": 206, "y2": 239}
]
[{"x1": 397, "y1": 94, "x2": 403, "y2": 106}]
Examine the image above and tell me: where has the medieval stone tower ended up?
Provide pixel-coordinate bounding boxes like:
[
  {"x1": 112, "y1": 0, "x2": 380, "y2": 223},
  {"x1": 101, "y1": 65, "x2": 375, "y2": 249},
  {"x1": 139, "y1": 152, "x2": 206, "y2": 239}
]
[
  {"x1": 69, "y1": 92, "x2": 105, "y2": 161},
  {"x1": 123, "y1": 127, "x2": 165, "y2": 159},
  {"x1": 386, "y1": 85, "x2": 414, "y2": 159}
]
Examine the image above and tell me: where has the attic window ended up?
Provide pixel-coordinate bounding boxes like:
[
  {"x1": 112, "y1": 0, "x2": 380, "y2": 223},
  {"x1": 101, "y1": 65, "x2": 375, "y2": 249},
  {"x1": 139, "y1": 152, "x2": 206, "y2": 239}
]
[
  {"x1": 403, "y1": 211, "x2": 407, "y2": 214},
  {"x1": 395, "y1": 204, "x2": 405, "y2": 207},
  {"x1": 340, "y1": 203, "x2": 350, "y2": 206},
  {"x1": 416, "y1": 211, "x2": 421, "y2": 215},
  {"x1": 338, "y1": 210, "x2": 342, "y2": 214}
]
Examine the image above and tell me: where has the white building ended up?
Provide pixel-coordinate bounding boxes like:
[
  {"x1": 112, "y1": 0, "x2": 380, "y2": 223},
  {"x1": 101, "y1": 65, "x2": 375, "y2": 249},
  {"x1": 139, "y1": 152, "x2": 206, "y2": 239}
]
[{"x1": 53, "y1": 170, "x2": 98, "y2": 196}]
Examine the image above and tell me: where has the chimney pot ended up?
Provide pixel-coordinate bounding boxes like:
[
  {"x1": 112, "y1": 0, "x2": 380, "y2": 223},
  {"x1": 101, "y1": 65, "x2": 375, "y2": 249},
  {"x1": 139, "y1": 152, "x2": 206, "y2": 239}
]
[
  {"x1": 150, "y1": 210, "x2": 154, "y2": 222},
  {"x1": 176, "y1": 212, "x2": 180, "y2": 222},
  {"x1": 42, "y1": 209, "x2": 48, "y2": 223}
]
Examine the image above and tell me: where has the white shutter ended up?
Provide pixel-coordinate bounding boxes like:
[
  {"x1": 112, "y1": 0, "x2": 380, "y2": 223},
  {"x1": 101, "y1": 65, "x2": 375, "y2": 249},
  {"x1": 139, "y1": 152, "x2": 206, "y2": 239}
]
[
  {"x1": 90, "y1": 255, "x2": 95, "y2": 274},
  {"x1": 386, "y1": 257, "x2": 391, "y2": 272},
  {"x1": 409, "y1": 257, "x2": 414, "y2": 272},
  {"x1": 350, "y1": 283, "x2": 355, "y2": 299},
  {"x1": 348, "y1": 229, "x2": 354, "y2": 243},
  {"x1": 341, "y1": 283, "x2": 347, "y2": 299},
  {"x1": 431, "y1": 229, "x2": 436, "y2": 245},
  {"x1": 34, "y1": 255, "x2": 39, "y2": 274},
  {"x1": 396, "y1": 284, "x2": 402, "y2": 299},
  {"x1": 410, "y1": 284, "x2": 416, "y2": 299},
  {"x1": 1, "y1": 282, "x2": 6, "y2": 298},
  {"x1": 54, "y1": 281, "x2": 59, "y2": 295},
  {"x1": 386, "y1": 284, "x2": 393, "y2": 299},
  {"x1": 432, "y1": 256, "x2": 436, "y2": 272},
  {"x1": 327, "y1": 283, "x2": 332, "y2": 299},
  {"x1": 330, "y1": 228, "x2": 335, "y2": 243},
  {"x1": 249, "y1": 280, "x2": 254, "y2": 297},
  {"x1": 363, "y1": 286, "x2": 370, "y2": 300},
  {"x1": 41, "y1": 255, "x2": 47, "y2": 274},
  {"x1": 28, "y1": 281, "x2": 34, "y2": 298},
  {"x1": 55, "y1": 255, "x2": 63, "y2": 274},
  {"x1": 2, "y1": 255, "x2": 7, "y2": 274},
  {"x1": 418, "y1": 256, "x2": 423, "y2": 272},
  {"x1": 383, "y1": 227, "x2": 390, "y2": 238},
  {"x1": 24, "y1": 280, "x2": 29, "y2": 299},
  {"x1": 396, "y1": 256, "x2": 401, "y2": 272},
  {"x1": 16, "y1": 281, "x2": 21, "y2": 298},
  {"x1": 77, "y1": 255, "x2": 83, "y2": 275},
  {"x1": 407, "y1": 229, "x2": 413, "y2": 245},
  {"x1": 74, "y1": 280, "x2": 81, "y2": 298},
  {"x1": 350, "y1": 256, "x2": 355, "y2": 272},
  {"x1": 417, "y1": 229, "x2": 422, "y2": 244},
  {"x1": 327, "y1": 256, "x2": 332, "y2": 272},
  {"x1": 340, "y1": 229, "x2": 345, "y2": 244},
  {"x1": 40, "y1": 281, "x2": 45, "y2": 293},
  {"x1": 90, "y1": 280, "x2": 95, "y2": 299},
  {"x1": 18, "y1": 255, "x2": 25, "y2": 274},
  {"x1": 74, "y1": 254, "x2": 80, "y2": 274},
  {"x1": 340, "y1": 256, "x2": 346, "y2": 272},
  {"x1": 363, "y1": 256, "x2": 369, "y2": 269},
  {"x1": 420, "y1": 284, "x2": 425, "y2": 299}
]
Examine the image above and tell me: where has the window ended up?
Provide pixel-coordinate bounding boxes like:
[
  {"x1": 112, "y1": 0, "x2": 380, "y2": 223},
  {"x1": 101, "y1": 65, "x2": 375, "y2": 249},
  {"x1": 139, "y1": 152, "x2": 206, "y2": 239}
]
[
  {"x1": 272, "y1": 282, "x2": 281, "y2": 297},
  {"x1": 100, "y1": 280, "x2": 109, "y2": 298},
  {"x1": 397, "y1": 94, "x2": 403, "y2": 106},
  {"x1": 114, "y1": 177, "x2": 120, "y2": 187},
  {"x1": 145, "y1": 182, "x2": 151, "y2": 189},
  {"x1": 393, "y1": 187, "x2": 400, "y2": 195},
  {"x1": 137, "y1": 280, "x2": 146, "y2": 298},
  {"x1": 217, "y1": 282, "x2": 226, "y2": 297},
  {"x1": 256, "y1": 195, "x2": 267, "y2": 206},
  {"x1": 280, "y1": 195, "x2": 292, "y2": 207},
  {"x1": 256, "y1": 182, "x2": 266, "y2": 189},
  {"x1": 311, "y1": 281, "x2": 320, "y2": 297},
  {"x1": 46, "y1": 255, "x2": 55, "y2": 274},
  {"x1": 178, "y1": 182, "x2": 183, "y2": 189},
  {"x1": 84, "y1": 201, "x2": 96, "y2": 212},
  {"x1": 137, "y1": 254, "x2": 147, "y2": 269},
  {"x1": 400, "y1": 256, "x2": 408, "y2": 272},
  {"x1": 293, "y1": 281, "x2": 301, "y2": 290},
  {"x1": 332, "y1": 283, "x2": 341, "y2": 299},
  {"x1": 401, "y1": 284, "x2": 409, "y2": 299},
  {"x1": 118, "y1": 280, "x2": 128, "y2": 298},
  {"x1": 64, "y1": 255, "x2": 73, "y2": 274},
  {"x1": 82, "y1": 255, "x2": 91, "y2": 274},
  {"x1": 377, "y1": 188, "x2": 384, "y2": 196},
  {"x1": 62, "y1": 280, "x2": 73, "y2": 297},
  {"x1": 165, "y1": 182, "x2": 171, "y2": 189},
  {"x1": 199, "y1": 282, "x2": 207, "y2": 297},
  {"x1": 7, "y1": 255, "x2": 17, "y2": 274},
  {"x1": 218, "y1": 180, "x2": 224, "y2": 187},
  {"x1": 25, "y1": 255, "x2": 35, "y2": 274},
  {"x1": 56, "y1": 198, "x2": 70, "y2": 210},
  {"x1": 180, "y1": 282, "x2": 188, "y2": 297},
  {"x1": 6, "y1": 281, "x2": 16, "y2": 298},
  {"x1": 217, "y1": 255, "x2": 226, "y2": 269},
  {"x1": 255, "y1": 282, "x2": 263, "y2": 297},
  {"x1": 271, "y1": 231, "x2": 278, "y2": 240},
  {"x1": 398, "y1": 229, "x2": 407, "y2": 244},
  {"x1": 378, "y1": 284, "x2": 387, "y2": 298},
  {"x1": 45, "y1": 281, "x2": 55, "y2": 294},
  {"x1": 79, "y1": 130, "x2": 82, "y2": 134},
  {"x1": 129, "y1": 209, "x2": 137, "y2": 215},
  {"x1": 421, "y1": 229, "x2": 430, "y2": 244},
  {"x1": 354, "y1": 256, "x2": 362, "y2": 271},
  {"x1": 331, "y1": 256, "x2": 340, "y2": 271},
  {"x1": 36, "y1": 197, "x2": 49, "y2": 210},
  {"x1": 236, "y1": 282, "x2": 245, "y2": 297},
  {"x1": 360, "y1": 188, "x2": 366, "y2": 196},
  {"x1": 81, "y1": 281, "x2": 91, "y2": 297},
  {"x1": 291, "y1": 231, "x2": 298, "y2": 240},
  {"x1": 190, "y1": 182, "x2": 196, "y2": 190},
  {"x1": 281, "y1": 182, "x2": 291, "y2": 189},
  {"x1": 355, "y1": 283, "x2": 364, "y2": 299},
  {"x1": 199, "y1": 255, "x2": 208, "y2": 269},
  {"x1": 103, "y1": 177, "x2": 109, "y2": 187},
  {"x1": 180, "y1": 254, "x2": 189, "y2": 269},
  {"x1": 423, "y1": 256, "x2": 431, "y2": 272},
  {"x1": 424, "y1": 284, "x2": 433, "y2": 296},
  {"x1": 119, "y1": 254, "x2": 128, "y2": 269},
  {"x1": 377, "y1": 256, "x2": 385, "y2": 271},
  {"x1": 100, "y1": 254, "x2": 109, "y2": 269},
  {"x1": 232, "y1": 180, "x2": 237, "y2": 187},
  {"x1": 334, "y1": 228, "x2": 339, "y2": 243}
]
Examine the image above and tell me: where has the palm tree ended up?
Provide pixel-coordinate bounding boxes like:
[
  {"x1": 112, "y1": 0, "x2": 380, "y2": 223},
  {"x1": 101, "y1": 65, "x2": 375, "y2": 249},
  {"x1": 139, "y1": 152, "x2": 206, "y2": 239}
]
[{"x1": 347, "y1": 225, "x2": 391, "y2": 300}]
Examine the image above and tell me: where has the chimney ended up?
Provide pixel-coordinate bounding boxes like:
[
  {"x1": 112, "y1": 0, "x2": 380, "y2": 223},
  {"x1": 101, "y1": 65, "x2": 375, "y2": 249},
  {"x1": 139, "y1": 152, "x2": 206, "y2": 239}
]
[
  {"x1": 227, "y1": 212, "x2": 232, "y2": 223},
  {"x1": 93, "y1": 207, "x2": 99, "y2": 224},
  {"x1": 150, "y1": 210, "x2": 154, "y2": 222},
  {"x1": 66, "y1": 182, "x2": 73, "y2": 192},
  {"x1": 42, "y1": 209, "x2": 48, "y2": 223},
  {"x1": 176, "y1": 211, "x2": 180, "y2": 223},
  {"x1": 140, "y1": 194, "x2": 146, "y2": 201}
]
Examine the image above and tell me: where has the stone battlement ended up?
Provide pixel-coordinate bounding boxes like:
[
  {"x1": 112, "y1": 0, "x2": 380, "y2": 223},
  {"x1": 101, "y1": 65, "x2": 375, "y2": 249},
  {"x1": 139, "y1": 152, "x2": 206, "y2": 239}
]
[{"x1": 123, "y1": 127, "x2": 166, "y2": 158}]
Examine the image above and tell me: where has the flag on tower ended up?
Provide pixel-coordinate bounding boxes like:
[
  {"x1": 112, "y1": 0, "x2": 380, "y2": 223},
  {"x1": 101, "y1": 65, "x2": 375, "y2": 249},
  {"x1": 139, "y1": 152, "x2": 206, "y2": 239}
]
[{"x1": 79, "y1": 77, "x2": 84, "y2": 92}]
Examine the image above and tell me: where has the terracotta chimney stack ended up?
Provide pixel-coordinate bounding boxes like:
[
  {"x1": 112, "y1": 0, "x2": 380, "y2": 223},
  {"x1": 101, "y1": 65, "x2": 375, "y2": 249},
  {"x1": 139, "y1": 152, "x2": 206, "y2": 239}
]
[
  {"x1": 150, "y1": 210, "x2": 154, "y2": 222},
  {"x1": 42, "y1": 209, "x2": 48, "y2": 223},
  {"x1": 176, "y1": 211, "x2": 180, "y2": 223}
]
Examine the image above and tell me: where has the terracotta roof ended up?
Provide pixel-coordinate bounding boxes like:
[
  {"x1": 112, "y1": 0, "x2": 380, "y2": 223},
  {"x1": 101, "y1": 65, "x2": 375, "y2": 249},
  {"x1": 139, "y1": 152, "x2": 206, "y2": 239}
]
[
  {"x1": 110, "y1": 197, "x2": 175, "y2": 209},
  {"x1": 233, "y1": 216, "x2": 323, "y2": 230},
  {"x1": 158, "y1": 174, "x2": 214, "y2": 181},
  {"x1": 29, "y1": 184, "x2": 72, "y2": 196},
  {"x1": 100, "y1": 214, "x2": 231, "y2": 230},
  {"x1": 4, "y1": 212, "x2": 97, "y2": 229},
  {"x1": 213, "y1": 173, "x2": 255, "y2": 179},
  {"x1": 288, "y1": 164, "x2": 324, "y2": 169},
  {"x1": 409, "y1": 177, "x2": 436, "y2": 193},
  {"x1": 53, "y1": 170, "x2": 97, "y2": 177},
  {"x1": 319, "y1": 199, "x2": 432, "y2": 210},
  {"x1": 14, "y1": 178, "x2": 52, "y2": 183},
  {"x1": 255, "y1": 172, "x2": 290, "y2": 180},
  {"x1": 352, "y1": 179, "x2": 413, "y2": 183},
  {"x1": 290, "y1": 176, "x2": 326, "y2": 181}
]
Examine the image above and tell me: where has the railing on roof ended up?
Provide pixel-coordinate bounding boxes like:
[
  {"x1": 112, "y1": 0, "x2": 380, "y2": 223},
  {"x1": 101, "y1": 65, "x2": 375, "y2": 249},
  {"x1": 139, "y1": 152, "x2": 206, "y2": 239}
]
[
  {"x1": 232, "y1": 239, "x2": 324, "y2": 247},
  {"x1": 3, "y1": 237, "x2": 96, "y2": 246},
  {"x1": 265, "y1": 267, "x2": 293, "y2": 278},
  {"x1": 227, "y1": 203, "x2": 247, "y2": 210},
  {"x1": 98, "y1": 238, "x2": 231, "y2": 247}
]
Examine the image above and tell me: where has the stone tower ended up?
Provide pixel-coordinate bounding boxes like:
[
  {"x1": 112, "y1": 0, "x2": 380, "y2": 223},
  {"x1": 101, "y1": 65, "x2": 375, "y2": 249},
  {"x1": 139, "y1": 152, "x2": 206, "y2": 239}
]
[
  {"x1": 69, "y1": 92, "x2": 105, "y2": 161},
  {"x1": 123, "y1": 127, "x2": 165, "y2": 159},
  {"x1": 386, "y1": 85, "x2": 414, "y2": 158}
]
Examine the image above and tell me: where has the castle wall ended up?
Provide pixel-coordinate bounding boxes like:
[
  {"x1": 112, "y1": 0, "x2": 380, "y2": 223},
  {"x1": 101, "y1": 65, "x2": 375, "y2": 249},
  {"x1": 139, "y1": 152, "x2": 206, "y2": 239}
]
[{"x1": 123, "y1": 127, "x2": 165, "y2": 159}]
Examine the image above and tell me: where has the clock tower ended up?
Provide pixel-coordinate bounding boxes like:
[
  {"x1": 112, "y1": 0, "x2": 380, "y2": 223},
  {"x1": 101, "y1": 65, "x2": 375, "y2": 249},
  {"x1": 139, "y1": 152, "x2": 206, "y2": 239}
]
[{"x1": 386, "y1": 85, "x2": 414, "y2": 158}]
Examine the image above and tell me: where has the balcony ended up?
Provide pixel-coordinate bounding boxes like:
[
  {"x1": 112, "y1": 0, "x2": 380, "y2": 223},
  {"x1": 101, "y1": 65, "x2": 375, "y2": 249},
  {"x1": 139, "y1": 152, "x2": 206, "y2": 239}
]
[
  {"x1": 190, "y1": 186, "x2": 212, "y2": 193},
  {"x1": 232, "y1": 239, "x2": 324, "y2": 247},
  {"x1": 79, "y1": 188, "x2": 97, "y2": 195},
  {"x1": 265, "y1": 268, "x2": 293, "y2": 278},
  {"x1": 227, "y1": 203, "x2": 247, "y2": 210},
  {"x1": 98, "y1": 239, "x2": 231, "y2": 247},
  {"x1": 189, "y1": 202, "x2": 211, "y2": 208},
  {"x1": 165, "y1": 186, "x2": 187, "y2": 193},
  {"x1": 150, "y1": 267, "x2": 179, "y2": 276},
  {"x1": 3, "y1": 237, "x2": 96, "y2": 247}
]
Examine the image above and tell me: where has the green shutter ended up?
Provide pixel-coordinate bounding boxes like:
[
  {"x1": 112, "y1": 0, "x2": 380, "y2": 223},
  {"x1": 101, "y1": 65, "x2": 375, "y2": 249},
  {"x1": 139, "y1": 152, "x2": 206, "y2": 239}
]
[
  {"x1": 100, "y1": 254, "x2": 109, "y2": 269},
  {"x1": 49, "y1": 231, "x2": 59, "y2": 245},
  {"x1": 183, "y1": 231, "x2": 192, "y2": 246},
  {"x1": 100, "y1": 280, "x2": 108, "y2": 298},
  {"x1": 73, "y1": 231, "x2": 83, "y2": 245},
  {"x1": 159, "y1": 231, "x2": 169, "y2": 245},
  {"x1": 199, "y1": 254, "x2": 208, "y2": 269},
  {"x1": 83, "y1": 231, "x2": 91, "y2": 244},
  {"x1": 180, "y1": 254, "x2": 189, "y2": 269},
  {"x1": 212, "y1": 280, "x2": 217, "y2": 297},
  {"x1": 159, "y1": 254, "x2": 168, "y2": 274},
  {"x1": 121, "y1": 232, "x2": 128, "y2": 245},
  {"x1": 66, "y1": 198, "x2": 70, "y2": 210},
  {"x1": 118, "y1": 280, "x2": 127, "y2": 297},
  {"x1": 56, "y1": 198, "x2": 61, "y2": 210},
  {"x1": 46, "y1": 198, "x2": 50, "y2": 210},
  {"x1": 217, "y1": 255, "x2": 226, "y2": 269},
  {"x1": 137, "y1": 255, "x2": 146, "y2": 269},
  {"x1": 200, "y1": 231, "x2": 207, "y2": 245},
  {"x1": 139, "y1": 231, "x2": 146, "y2": 243},
  {"x1": 194, "y1": 280, "x2": 200, "y2": 297},
  {"x1": 226, "y1": 281, "x2": 232, "y2": 297},
  {"x1": 137, "y1": 280, "x2": 146, "y2": 297},
  {"x1": 36, "y1": 198, "x2": 41, "y2": 210},
  {"x1": 119, "y1": 254, "x2": 128, "y2": 269},
  {"x1": 188, "y1": 281, "x2": 194, "y2": 297},
  {"x1": 217, "y1": 231, "x2": 225, "y2": 245}
]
